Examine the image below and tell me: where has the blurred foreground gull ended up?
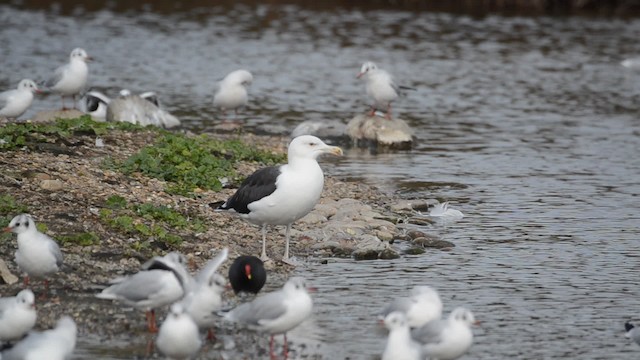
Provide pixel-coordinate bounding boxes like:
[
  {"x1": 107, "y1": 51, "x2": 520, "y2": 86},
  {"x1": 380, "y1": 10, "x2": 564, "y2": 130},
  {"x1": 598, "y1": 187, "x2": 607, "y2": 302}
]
[
  {"x1": 0, "y1": 289, "x2": 37, "y2": 343},
  {"x1": 3, "y1": 214, "x2": 63, "y2": 292},
  {"x1": 211, "y1": 135, "x2": 342, "y2": 263},
  {"x1": 156, "y1": 303, "x2": 202, "y2": 360},
  {"x1": 228, "y1": 255, "x2": 267, "y2": 295},
  {"x1": 625, "y1": 321, "x2": 640, "y2": 346},
  {"x1": 357, "y1": 61, "x2": 401, "y2": 120},
  {"x1": 412, "y1": 307, "x2": 478, "y2": 360},
  {"x1": 1, "y1": 315, "x2": 77, "y2": 360},
  {"x1": 45, "y1": 48, "x2": 92, "y2": 109},
  {"x1": 380, "y1": 285, "x2": 443, "y2": 328},
  {"x1": 180, "y1": 248, "x2": 228, "y2": 340},
  {"x1": 106, "y1": 90, "x2": 180, "y2": 128},
  {"x1": 213, "y1": 69, "x2": 253, "y2": 119},
  {"x1": 0, "y1": 79, "x2": 40, "y2": 120},
  {"x1": 382, "y1": 312, "x2": 422, "y2": 360},
  {"x1": 96, "y1": 252, "x2": 190, "y2": 332},
  {"x1": 223, "y1": 277, "x2": 314, "y2": 359}
]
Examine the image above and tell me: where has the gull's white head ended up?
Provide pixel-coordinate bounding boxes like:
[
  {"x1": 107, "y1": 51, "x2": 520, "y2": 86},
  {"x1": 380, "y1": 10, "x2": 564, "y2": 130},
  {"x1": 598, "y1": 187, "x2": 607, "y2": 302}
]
[
  {"x1": 169, "y1": 302, "x2": 187, "y2": 317},
  {"x1": 207, "y1": 273, "x2": 227, "y2": 292},
  {"x1": 287, "y1": 135, "x2": 343, "y2": 160},
  {"x1": 283, "y1": 276, "x2": 312, "y2": 294},
  {"x1": 16, "y1": 289, "x2": 36, "y2": 309},
  {"x1": 223, "y1": 70, "x2": 253, "y2": 87},
  {"x1": 4, "y1": 214, "x2": 36, "y2": 234},
  {"x1": 70, "y1": 48, "x2": 92, "y2": 62},
  {"x1": 357, "y1": 61, "x2": 378, "y2": 79},
  {"x1": 450, "y1": 307, "x2": 478, "y2": 326},
  {"x1": 17, "y1": 79, "x2": 40, "y2": 93},
  {"x1": 384, "y1": 311, "x2": 409, "y2": 330}
]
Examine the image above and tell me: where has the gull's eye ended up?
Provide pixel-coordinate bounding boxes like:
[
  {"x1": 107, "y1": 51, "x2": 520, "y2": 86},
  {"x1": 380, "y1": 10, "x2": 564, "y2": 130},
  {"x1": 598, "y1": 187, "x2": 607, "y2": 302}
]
[{"x1": 309, "y1": 142, "x2": 317, "y2": 147}]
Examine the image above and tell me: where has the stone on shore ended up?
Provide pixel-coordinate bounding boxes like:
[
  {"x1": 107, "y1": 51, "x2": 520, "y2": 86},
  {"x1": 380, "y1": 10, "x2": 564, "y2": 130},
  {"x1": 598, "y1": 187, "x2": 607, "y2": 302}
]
[
  {"x1": 31, "y1": 109, "x2": 85, "y2": 123},
  {"x1": 346, "y1": 113, "x2": 413, "y2": 149}
]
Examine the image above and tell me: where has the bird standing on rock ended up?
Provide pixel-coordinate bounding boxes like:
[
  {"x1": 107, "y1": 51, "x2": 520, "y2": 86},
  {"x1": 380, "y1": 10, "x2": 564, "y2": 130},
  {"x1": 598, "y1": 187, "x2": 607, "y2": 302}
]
[
  {"x1": 357, "y1": 61, "x2": 405, "y2": 120},
  {"x1": 211, "y1": 135, "x2": 343, "y2": 264},
  {"x1": 4, "y1": 214, "x2": 63, "y2": 294},
  {"x1": 0, "y1": 79, "x2": 40, "y2": 120},
  {"x1": 45, "y1": 47, "x2": 92, "y2": 110},
  {"x1": 228, "y1": 255, "x2": 267, "y2": 295}
]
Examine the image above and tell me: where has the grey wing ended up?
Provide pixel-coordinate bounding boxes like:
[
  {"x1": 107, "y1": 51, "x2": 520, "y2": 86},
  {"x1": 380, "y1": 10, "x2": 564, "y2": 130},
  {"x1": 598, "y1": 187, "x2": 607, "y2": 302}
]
[
  {"x1": 2, "y1": 331, "x2": 45, "y2": 359},
  {"x1": 0, "y1": 89, "x2": 12, "y2": 107},
  {"x1": 195, "y1": 248, "x2": 228, "y2": 284},
  {"x1": 380, "y1": 297, "x2": 411, "y2": 318},
  {"x1": 98, "y1": 271, "x2": 166, "y2": 302},
  {"x1": 48, "y1": 239, "x2": 63, "y2": 267},
  {"x1": 46, "y1": 64, "x2": 67, "y2": 88},
  {"x1": 411, "y1": 319, "x2": 447, "y2": 345},
  {"x1": 228, "y1": 291, "x2": 288, "y2": 325}
]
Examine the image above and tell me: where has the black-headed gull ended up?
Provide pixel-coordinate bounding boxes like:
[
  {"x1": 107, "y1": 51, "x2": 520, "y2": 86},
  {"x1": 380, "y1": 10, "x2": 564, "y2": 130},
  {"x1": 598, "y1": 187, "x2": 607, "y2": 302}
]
[
  {"x1": 228, "y1": 255, "x2": 267, "y2": 295},
  {"x1": 223, "y1": 277, "x2": 314, "y2": 359},
  {"x1": 357, "y1": 61, "x2": 400, "y2": 120},
  {"x1": 180, "y1": 248, "x2": 228, "y2": 340},
  {"x1": 412, "y1": 307, "x2": 478, "y2": 360},
  {"x1": 626, "y1": 322, "x2": 640, "y2": 346},
  {"x1": 3, "y1": 214, "x2": 63, "y2": 292},
  {"x1": 45, "y1": 48, "x2": 92, "y2": 110},
  {"x1": 96, "y1": 252, "x2": 190, "y2": 332},
  {"x1": 211, "y1": 135, "x2": 342, "y2": 263},
  {"x1": 156, "y1": 303, "x2": 202, "y2": 360},
  {"x1": 380, "y1": 285, "x2": 443, "y2": 328},
  {"x1": 382, "y1": 312, "x2": 423, "y2": 360},
  {"x1": 0, "y1": 79, "x2": 40, "y2": 120},
  {"x1": 213, "y1": 69, "x2": 253, "y2": 119},
  {"x1": 0, "y1": 289, "x2": 37, "y2": 343},
  {"x1": 1, "y1": 315, "x2": 77, "y2": 360}
]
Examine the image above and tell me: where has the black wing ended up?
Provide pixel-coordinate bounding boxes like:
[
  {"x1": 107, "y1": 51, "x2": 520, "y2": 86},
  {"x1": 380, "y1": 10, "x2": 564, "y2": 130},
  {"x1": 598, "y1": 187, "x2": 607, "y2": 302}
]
[{"x1": 220, "y1": 166, "x2": 281, "y2": 214}]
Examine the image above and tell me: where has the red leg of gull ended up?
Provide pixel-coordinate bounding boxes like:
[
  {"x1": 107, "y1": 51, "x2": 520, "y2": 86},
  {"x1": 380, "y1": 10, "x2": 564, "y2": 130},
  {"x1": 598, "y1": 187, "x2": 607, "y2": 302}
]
[
  {"x1": 146, "y1": 310, "x2": 159, "y2": 333},
  {"x1": 283, "y1": 333, "x2": 289, "y2": 359},
  {"x1": 207, "y1": 328, "x2": 216, "y2": 342},
  {"x1": 385, "y1": 104, "x2": 393, "y2": 120},
  {"x1": 368, "y1": 106, "x2": 376, "y2": 117},
  {"x1": 270, "y1": 335, "x2": 277, "y2": 360},
  {"x1": 61, "y1": 96, "x2": 67, "y2": 111},
  {"x1": 23, "y1": 275, "x2": 30, "y2": 287}
]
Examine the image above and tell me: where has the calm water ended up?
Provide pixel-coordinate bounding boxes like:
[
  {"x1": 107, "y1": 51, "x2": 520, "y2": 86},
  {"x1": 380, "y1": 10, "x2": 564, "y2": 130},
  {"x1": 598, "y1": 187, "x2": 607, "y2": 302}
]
[{"x1": 2, "y1": 2, "x2": 640, "y2": 359}]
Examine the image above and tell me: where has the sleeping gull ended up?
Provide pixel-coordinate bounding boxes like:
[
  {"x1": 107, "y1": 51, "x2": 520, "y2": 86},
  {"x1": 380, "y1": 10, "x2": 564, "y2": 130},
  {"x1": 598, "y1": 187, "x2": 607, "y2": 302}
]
[
  {"x1": 357, "y1": 61, "x2": 400, "y2": 120},
  {"x1": 213, "y1": 69, "x2": 253, "y2": 120},
  {"x1": 223, "y1": 277, "x2": 314, "y2": 359},
  {"x1": 382, "y1": 312, "x2": 422, "y2": 360},
  {"x1": 1, "y1": 315, "x2": 77, "y2": 360},
  {"x1": 180, "y1": 248, "x2": 228, "y2": 340},
  {"x1": 0, "y1": 79, "x2": 40, "y2": 120},
  {"x1": 45, "y1": 48, "x2": 92, "y2": 110},
  {"x1": 0, "y1": 289, "x2": 37, "y2": 343},
  {"x1": 3, "y1": 214, "x2": 63, "y2": 293},
  {"x1": 625, "y1": 321, "x2": 640, "y2": 346},
  {"x1": 96, "y1": 252, "x2": 190, "y2": 332},
  {"x1": 211, "y1": 135, "x2": 342, "y2": 263},
  {"x1": 412, "y1": 307, "x2": 478, "y2": 360},
  {"x1": 156, "y1": 303, "x2": 202, "y2": 360},
  {"x1": 380, "y1": 285, "x2": 443, "y2": 328},
  {"x1": 228, "y1": 255, "x2": 267, "y2": 295}
]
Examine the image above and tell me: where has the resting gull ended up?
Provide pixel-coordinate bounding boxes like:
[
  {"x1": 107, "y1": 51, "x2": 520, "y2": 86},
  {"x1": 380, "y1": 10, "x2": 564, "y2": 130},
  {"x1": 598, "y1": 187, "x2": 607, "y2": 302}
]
[
  {"x1": 211, "y1": 135, "x2": 342, "y2": 263},
  {"x1": 0, "y1": 79, "x2": 40, "y2": 120},
  {"x1": 213, "y1": 69, "x2": 253, "y2": 119}
]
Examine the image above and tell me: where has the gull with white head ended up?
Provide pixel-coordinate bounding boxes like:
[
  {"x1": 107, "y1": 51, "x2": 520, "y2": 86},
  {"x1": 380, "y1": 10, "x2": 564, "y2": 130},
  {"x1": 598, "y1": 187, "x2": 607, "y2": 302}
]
[
  {"x1": 357, "y1": 61, "x2": 399, "y2": 120},
  {"x1": 0, "y1": 289, "x2": 37, "y2": 343},
  {"x1": 156, "y1": 303, "x2": 202, "y2": 360},
  {"x1": 0, "y1": 79, "x2": 40, "y2": 120},
  {"x1": 382, "y1": 312, "x2": 422, "y2": 360},
  {"x1": 213, "y1": 69, "x2": 253, "y2": 120},
  {"x1": 412, "y1": 307, "x2": 478, "y2": 360},
  {"x1": 45, "y1": 48, "x2": 92, "y2": 110}
]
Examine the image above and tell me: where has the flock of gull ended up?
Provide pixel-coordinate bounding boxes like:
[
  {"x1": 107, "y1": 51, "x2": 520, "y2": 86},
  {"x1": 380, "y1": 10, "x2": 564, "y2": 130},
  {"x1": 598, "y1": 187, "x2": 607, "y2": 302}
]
[{"x1": 4, "y1": 47, "x2": 638, "y2": 359}]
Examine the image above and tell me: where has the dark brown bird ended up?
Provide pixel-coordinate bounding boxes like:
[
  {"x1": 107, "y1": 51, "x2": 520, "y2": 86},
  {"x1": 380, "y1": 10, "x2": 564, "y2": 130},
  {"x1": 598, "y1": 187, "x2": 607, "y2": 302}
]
[{"x1": 228, "y1": 256, "x2": 266, "y2": 295}]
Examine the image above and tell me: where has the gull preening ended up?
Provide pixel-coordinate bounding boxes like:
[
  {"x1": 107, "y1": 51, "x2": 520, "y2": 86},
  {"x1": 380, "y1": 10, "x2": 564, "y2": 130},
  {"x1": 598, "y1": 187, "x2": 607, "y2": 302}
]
[
  {"x1": 228, "y1": 255, "x2": 267, "y2": 295},
  {"x1": 357, "y1": 61, "x2": 399, "y2": 120},
  {"x1": 380, "y1": 285, "x2": 443, "y2": 328},
  {"x1": 1, "y1": 315, "x2": 77, "y2": 360},
  {"x1": 0, "y1": 79, "x2": 40, "y2": 120},
  {"x1": 95, "y1": 252, "x2": 190, "y2": 333},
  {"x1": 382, "y1": 312, "x2": 422, "y2": 360},
  {"x1": 211, "y1": 135, "x2": 343, "y2": 263},
  {"x1": 106, "y1": 89, "x2": 180, "y2": 128},
  {"x1": 82, "y1": 90, "x2": 110, "y2": 120},
  {"x1": 213, "y1": 69, "x2": 253, "y2": 119},
  {"x1": 429, "y1": 201, "x2": 464, "y2": 219},
  {"x1": 3, "y1": 214, "x2": 63, "y2": 292},
  {"x1": 223, "y1": 277, "x2": 314, "y2": 359},
  {"x1": 156, "y1": 303, "x2": 202, "y2": 360},
  {"x1": 45, "y1": 48, "x2": 92, "y2": 109},
  {"x1": 412, "y1": 307, "x2": 478, "y2": 360},
  {"x1": 0, "y1": 289, "x2": 37, "y2": 343}
]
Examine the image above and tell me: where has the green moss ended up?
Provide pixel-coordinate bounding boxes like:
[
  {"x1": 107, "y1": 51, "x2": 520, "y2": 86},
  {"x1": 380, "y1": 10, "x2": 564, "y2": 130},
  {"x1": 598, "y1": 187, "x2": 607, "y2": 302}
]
[
  {"x1": 0, "y1": 116, "x2": 143, "y2": 151},
  {"x1": 105, "y1": 195, "x2": 128, "y2": 209},
  {"x1": 59, "y1": 232, "x2": 100, "y2": 246},
  {"x1": 0, "y1": 194, "x2": 28, "y2": 216}
]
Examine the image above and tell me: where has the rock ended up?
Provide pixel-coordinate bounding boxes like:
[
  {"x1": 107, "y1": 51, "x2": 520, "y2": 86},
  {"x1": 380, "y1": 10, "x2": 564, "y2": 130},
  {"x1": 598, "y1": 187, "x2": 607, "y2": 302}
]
[
  {"x1": 390, "y1": 200, "x2": 415, "y2": 212},
  {"x1": 353, "y1": 249, "x2": 379, "y2": 260},
  {"x1": 31, "y1": 109, "x2": 85, "y2": 123},
  {"x1": 404, "y1": 247, "x2": 426, "y2": 255},
  {"x1": 291, "y1": 120, "x2": 348, "y2": 140},
  {"x1": 407, "y1": 230, "x2": 428, "y2": 240},
  {"x1": 379, "y1": 248, "x2": 400, "y2": 259},
  {"x1": 346, "y1": 114, "x2": 413, "y2": 149},
  {"x1": 375, "y1": 230, "x2": 394, "y2": 241},
  {"x1": 0, "y1": 259, "x2": 18, "y2": 284},
  {"x1": 40, "y1": 179, "x2": 64, "y2": 191},
  {"x1": 412, "y1": 237, "x2": 455, "y2": 249},
  {"x1": 298, "y1": 212, "x2": 328, "y2": 225}
]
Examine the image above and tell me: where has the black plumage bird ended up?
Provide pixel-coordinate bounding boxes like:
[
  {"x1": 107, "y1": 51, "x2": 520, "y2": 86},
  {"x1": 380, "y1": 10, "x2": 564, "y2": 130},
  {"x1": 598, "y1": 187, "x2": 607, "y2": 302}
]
[{"x1": 228, "y1": 256, "x2": 266, "y2": 295}]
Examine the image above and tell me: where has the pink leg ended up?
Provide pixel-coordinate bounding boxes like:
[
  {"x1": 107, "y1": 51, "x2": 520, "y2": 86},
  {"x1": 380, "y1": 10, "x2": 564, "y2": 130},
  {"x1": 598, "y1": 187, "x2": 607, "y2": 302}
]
[
  {"x1": 283, "y1": 333, "x2": 289, "y2": 359},
  {"x1": 207, "y1": 328, "x2": 216, "y2": 342},
  {"x1": 269, "y1": 335, "x2": 276, "y2": 359},
  {"x1": 368, "y1": 107, "x2": 376, "y2": 117},
  {"x1": 146, "y1": 310, "x2": 158, "y2": 333},
  {"x1": 386, "y1": 104, "x2": 393, "y2": 120},
  {"x1": 23, "y1": 275, "x2": 30, "y2": 287}
]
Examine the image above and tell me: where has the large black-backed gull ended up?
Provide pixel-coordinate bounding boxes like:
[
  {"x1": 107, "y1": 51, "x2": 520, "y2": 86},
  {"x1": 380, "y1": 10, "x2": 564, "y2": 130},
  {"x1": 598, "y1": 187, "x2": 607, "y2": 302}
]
[{"x1": 211, "y1": 135, "x2": 342, "y2": 262}]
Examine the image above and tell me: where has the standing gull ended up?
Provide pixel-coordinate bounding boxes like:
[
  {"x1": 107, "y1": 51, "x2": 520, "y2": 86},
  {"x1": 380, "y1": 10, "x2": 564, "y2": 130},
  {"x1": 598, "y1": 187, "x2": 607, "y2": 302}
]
[
  {"x1": 223, "y1": 277, "x2": 314, "y2": 360},
  {"x1": 228, "y1": 255, "x2": 267, "y2": 295},
  {"x1": 211, "y1": 135, "x2": 342, "y2": 263},
  {"x1": 3, "y1": 214, "x2": 63, "y2": 292},
  {"x1": 45, "y1": 48, "x2": 92, "y2": 110},
  {"x1": 356, "y1": 61, "x2": 415, "y2": 120},
  {"x1": 213, "y1": 69, "x2": 253, "y2": 120},
  {"x1": 0, "y1": 289, "x2": 37, "y2": 343},
  {"x1": 0, "y1": 79, "x2": 40, "y2": 120},
  {"x1": 412, "y1": 307, "x2": 478, "y2": 360},
  {"x1": 382, "y1": 312, "x2": 422, "y2": 360},
  {"x1": 156, "y1": 303, "x2": 202, "y2": 360}
]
